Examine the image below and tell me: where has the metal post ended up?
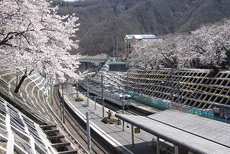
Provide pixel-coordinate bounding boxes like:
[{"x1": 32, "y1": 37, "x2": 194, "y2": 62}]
[
  {"x1": 131, "y1": 125, "x2": 134, "y2": 147},
  {"x1": 86, "y1": 112, "x2": 91, "y2": 152},
  {"x1": 136, "y1": 74, "x2": 141, "y2": 96},
  {"x1": 177, "y1": 81, "x2": 182, "y2": 107},
  {"x1": 116, "y1": 37, "x2": 119, "y2": 58},
  {"x1": 61, "y1": 83, "x2": 63, "y2": 114},
  {"x1": 126, "y1": 72, "x2": 129, "y2": 91},
  {"x1": 101, "y1": 75, "x2": 104, "y2": 117},
  {"x1": 174, "y1": 145, "x2": 179, "y2": 154},
  {"x1": 127, "y1": 41, "x2": 130, "y2": 59},
  {"x1": 76, "y1": 81, "x2": 79, "y2": 98},
  {"x1": 113, "y1": 40, "x2": 115, "y2": 57},
  {"x1": 62, "y1": 83, "x2": 65, "y2": 123},
  {"x1": 86, "y1": 75, "x2": 89, "y2": 107},
  {"x1": 122, "y1": 98, "x2": 125, "y2": 114},
  {"x1": 122, "y1": 98, "x2": 124, "y2": 131},
  {"x1": 121, "y1": 41, "x2": 123, "y2": 59},
  {"x1": 157, "y1": 137, "x2": 160, "y2": 154},
  {"x1": 170, "y1": 68, "x2": 174, "y2": 109}
]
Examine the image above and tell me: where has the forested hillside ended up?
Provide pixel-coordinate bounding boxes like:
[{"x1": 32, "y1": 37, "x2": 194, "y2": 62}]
[{"x1": 53, "y1": 0, "x2": 230, "y2": 55}]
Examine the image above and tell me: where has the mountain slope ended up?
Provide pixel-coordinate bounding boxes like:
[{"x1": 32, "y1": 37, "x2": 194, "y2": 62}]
[{"x1": 55, "y1": 0, "x2": 230, "y2": 55}]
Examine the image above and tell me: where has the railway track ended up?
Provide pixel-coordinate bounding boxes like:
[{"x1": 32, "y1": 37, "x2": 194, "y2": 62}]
[
  {"x1": 44, "y1": 85, "x2": 89, "y2": 154},
  {"x1": 52, "y1": 85, "x2": 108, "y2": 154},
  {"x1": 50, "y1": 83, "x2": 151, "y2": 154}
]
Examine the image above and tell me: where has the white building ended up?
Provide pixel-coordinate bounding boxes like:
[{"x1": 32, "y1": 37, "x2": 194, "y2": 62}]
[{"x1": 124, "y1": 34, "x2": 161, "y2": 59}]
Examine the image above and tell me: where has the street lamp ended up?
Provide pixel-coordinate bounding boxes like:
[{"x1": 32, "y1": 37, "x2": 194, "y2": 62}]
[
  {"x1": 101, "y1": 74, "x2": 105, "y2": 117},
  {"x1": 119, "y1": 93, "x2": 130, "y2": 131},
  {"x1": 91, "y1": 95, "x2": 100, "y2": 110},
  {"x1": 86, "y1": 75, "x2": 89, "y2": 107},
  {"x1": 86, "y1": 112, "x2": 91, "y2": 152},
  {"x1": 119, "y1": 94, "x2": 125, "y2": 131}
]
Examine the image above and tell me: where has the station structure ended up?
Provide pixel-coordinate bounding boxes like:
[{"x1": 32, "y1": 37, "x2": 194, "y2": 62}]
[{"x1": 1, "y1": 56, "x2": 230, "y2": 154}]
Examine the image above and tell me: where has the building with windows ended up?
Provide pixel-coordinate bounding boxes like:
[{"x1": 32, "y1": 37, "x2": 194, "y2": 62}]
[{"x1": 124, "y1": 34, "x2": 159, "y2": 59}]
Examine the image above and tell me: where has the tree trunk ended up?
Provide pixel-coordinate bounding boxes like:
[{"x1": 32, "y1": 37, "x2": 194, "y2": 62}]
[
  {"x1": 14, "y1": 69, "x2": 34, "y2": 93},
  {"x1": 14, "y1": 73, "x2": 27, "y2": 93}
]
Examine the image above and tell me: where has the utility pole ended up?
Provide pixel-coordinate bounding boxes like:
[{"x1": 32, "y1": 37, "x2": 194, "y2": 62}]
[
  {"x1": 127, "y1": 41, "x2": 129, "y2": 59},
  {"x1": 122, "y1": 96, "x2": 125, "y2": 131},
  {"x1": 157, "y1": 137, "x2": 160, "y2": 154},
  {"x1": 86, "y1": 74, "x2": 89, "y2": 107},
  {"x1": 86, "y1": 112, "x2": 91, "y2": 153},
  {"x1": 126, "y1": 71, "x2": 129, "y2": 92},
  {"x1": 131, "y1": 125, "x2": 134, "y2": 147},
  {"x1": 113, "y1": 40, "x2": 115, "y2": 57},
  {"x1": 116, "y1": 37, "x2": 119, "y2": 59},
  {"x1": 101, "y1": 74, "x2": 105, "y2": 117},
  {"x1": 76, "y1": 81, "x2": 79, "y2": 98}
]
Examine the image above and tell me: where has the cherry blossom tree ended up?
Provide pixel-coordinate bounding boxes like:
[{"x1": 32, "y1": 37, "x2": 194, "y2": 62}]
[
  {"x1": 0, "y1": 0, "x2": 83, "y2": 93},
  {"x1": 128, "y1": 39, "x2": 164, "y2": 69},
  {"x1": 129, "y1": 19, "x2": 230, "y2": 70},
  {"x1": 185, "y1": 19, "x2": 230, "y2": 68},
  {"x1": 163, "y1": 33, "x2": 200, "y2": 68},
  {"x1": 129, "y1": 34, "x2": 191, "y2": 69}
]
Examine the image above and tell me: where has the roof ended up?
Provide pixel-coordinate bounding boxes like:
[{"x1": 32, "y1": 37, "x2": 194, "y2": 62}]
[
  {"x1": 115, "y1": 109, "x2": 230, "y2": 154},
  {"x1": 78, "y1": 54, "x2": 107, "y2": 63},
  {"x1": 108, "y1": 60, "x2": 126, "y2": 65},
  {"x1": 80, "y1": 54, "x2": 107, "y2": 60},
  {"x1": 125, "y1": 34, "x2": 157, "y2": 40}
]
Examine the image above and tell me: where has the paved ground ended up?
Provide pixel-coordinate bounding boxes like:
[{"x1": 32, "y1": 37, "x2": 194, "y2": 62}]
[{"x1": 63, "y1": 87, "x2": 157, "y2": 154}]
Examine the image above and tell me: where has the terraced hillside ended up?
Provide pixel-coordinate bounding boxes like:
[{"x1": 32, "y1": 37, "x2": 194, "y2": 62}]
[
  {"x1": 0, "y1": 71, "x2": 88, "y2": 154},
  {"x1": 93, "y1": 67, "x2": 230, "y2": 114},
  {"x1": 0, "y1": 71, "x2": 52, "y2": 124}
]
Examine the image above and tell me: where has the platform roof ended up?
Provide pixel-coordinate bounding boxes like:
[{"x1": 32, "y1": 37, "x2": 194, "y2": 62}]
[
  {"x1": 115, "y1": 109, "x2": 230, "y2": 154},
  {"x1": 125, "y1": 34, "x2": 157, "y2": 40},
  {"x1": 78, "y1": 54, "x2": 107, "y2": 63}
]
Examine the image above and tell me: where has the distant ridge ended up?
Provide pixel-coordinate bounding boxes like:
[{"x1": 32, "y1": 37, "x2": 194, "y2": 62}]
[{"x1": 54, "y1": 0, "x2": 230, "y2": 55}]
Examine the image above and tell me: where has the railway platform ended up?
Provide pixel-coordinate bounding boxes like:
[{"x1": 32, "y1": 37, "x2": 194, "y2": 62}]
[
  {"x1": 62, "y1": 87, "x2": 157, "y2": 154},
  {"x1": 130, "y1": 100, "x2": 160, "y2": 114}
]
